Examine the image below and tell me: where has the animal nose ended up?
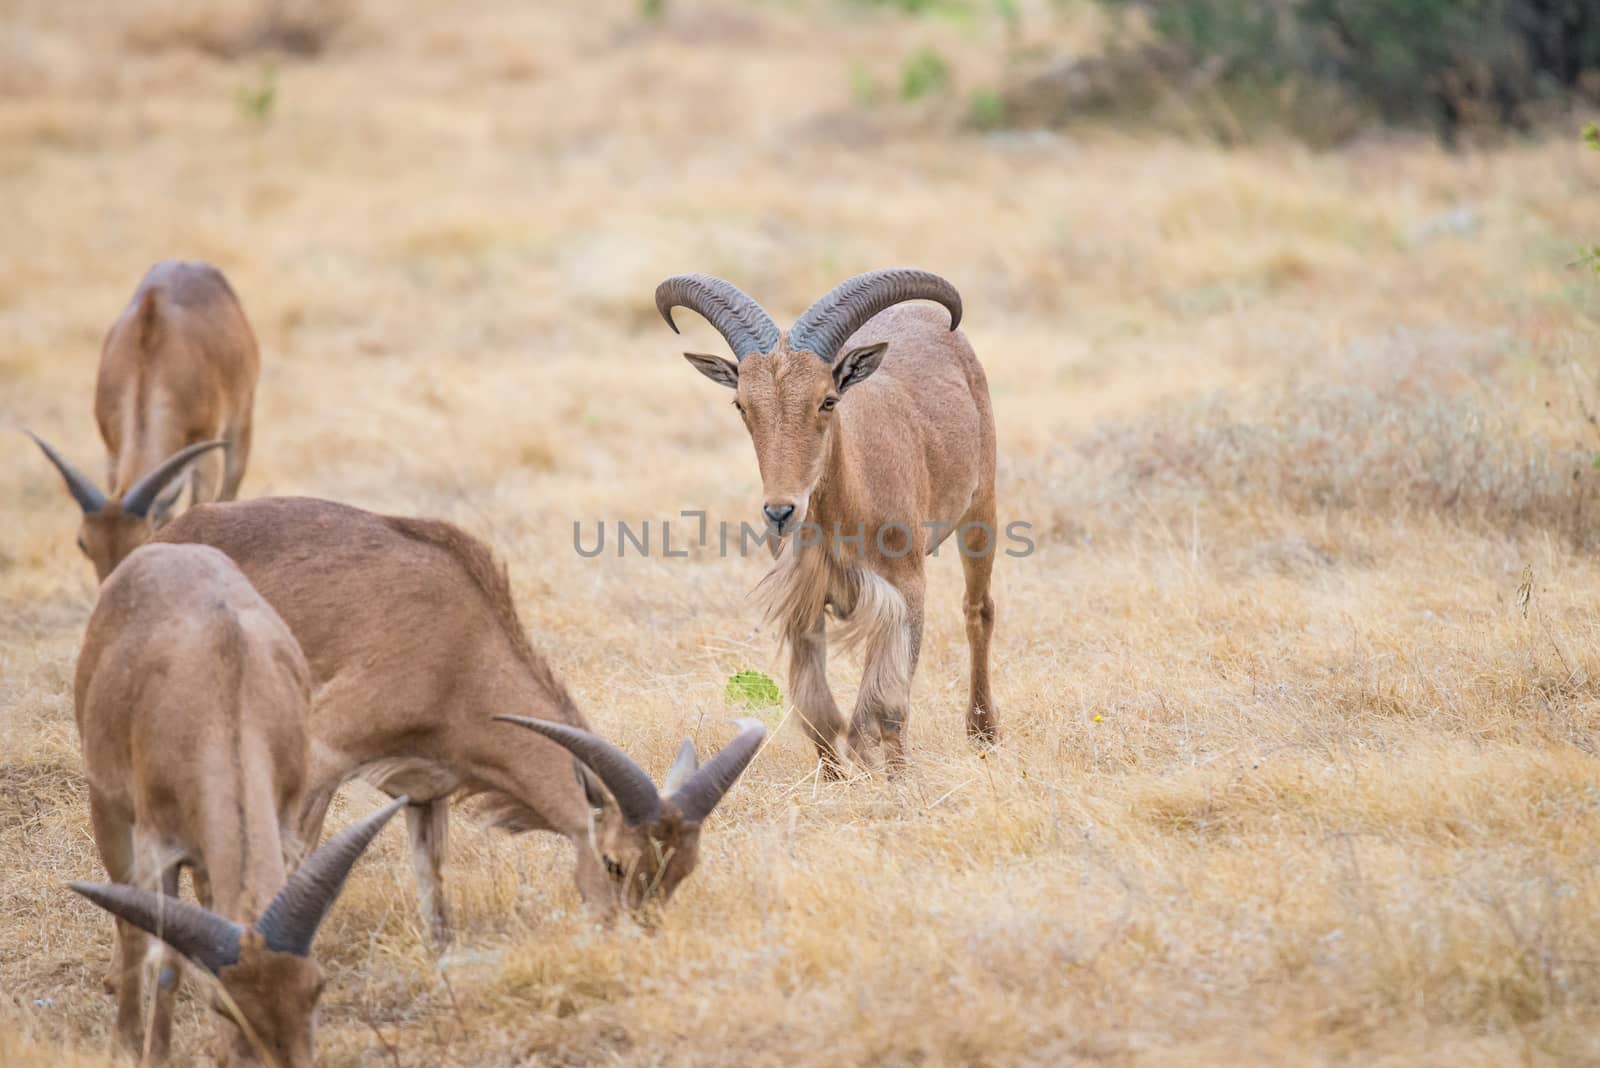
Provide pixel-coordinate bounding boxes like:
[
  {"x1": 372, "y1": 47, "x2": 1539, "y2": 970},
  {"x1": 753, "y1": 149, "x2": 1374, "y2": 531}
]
[{"x1": 763, "y1": 503, "x2": 796, "y2": 528}]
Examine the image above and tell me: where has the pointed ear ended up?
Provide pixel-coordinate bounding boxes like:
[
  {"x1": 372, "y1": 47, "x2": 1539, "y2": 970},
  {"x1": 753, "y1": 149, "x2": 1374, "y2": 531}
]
[
  {"x1": 683, "y1": 352, "x2": 739, "y2": 390},
  {"x1": 575, "y1": 758, "x2": 607, "y2": 810},
  {"x1": 832, "y1": 342, "x2": 888, "y2": 393},
  {"x1": 147, "y1": 479, "x2": 187, "y2": 527},
  {"x1": 121, "y1": 439, "x2": 226, "y2": 519},
  {"x1": 662, "y1": 738, "x2": 699, "y2": 797},
  {"x1": 668, "y1": 718, "x2": 766, "y2": 823}
]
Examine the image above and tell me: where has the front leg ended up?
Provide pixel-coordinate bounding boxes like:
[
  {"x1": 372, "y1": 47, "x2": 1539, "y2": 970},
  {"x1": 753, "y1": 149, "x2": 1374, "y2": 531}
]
[
  {"x1": 851, "y1": 572, "x2": 923, "y2": 778},
  {"x1": 787, "y1": 614, "x2": 847, "y2": 778}
]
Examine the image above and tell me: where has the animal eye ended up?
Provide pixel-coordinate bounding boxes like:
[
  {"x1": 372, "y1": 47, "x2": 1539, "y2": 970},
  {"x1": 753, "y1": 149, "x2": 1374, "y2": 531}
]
[
  {"x1": 820, "y1": 396, "x2": 838, "y2": 413},
  {"x1": 732, "y1": 399, "x2": 744, "y2": 414},
  {"x1": 605, "y1": 857, "x2": 625, "y2": 881},
  {"x1": 76, "y1": 537, "x2": 89, "y2": 556}
]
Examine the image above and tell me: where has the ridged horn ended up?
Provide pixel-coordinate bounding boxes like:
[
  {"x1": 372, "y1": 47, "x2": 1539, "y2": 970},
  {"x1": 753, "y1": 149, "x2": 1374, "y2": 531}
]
[
  {"x1": 668, "y1": 718, "x2": 766, "y2": 824},
  {"x1": 24, "y1": 430, "x2": 106, "y2": 514},
  {"x1": 70, "y1": 881, "x2": 243, "y2": 974},
  {"x1": 254, "y1": 795, "x2": 407, "y2": 957},
  {"x1": 655, "y1": 274, "x2": 781, "y2": 360},
  {"x1": 788, "y1": 268, "x2": 962, "y2": 363},
  {"x1": 661, "y1": 738, "x2": 699, "y2": 797},
  {"x1": 495, "y1": 716, "x2": 662, "y2": 825},
  {"x1": 122, "y1": 439, "x2": 228, "y2": 518}
]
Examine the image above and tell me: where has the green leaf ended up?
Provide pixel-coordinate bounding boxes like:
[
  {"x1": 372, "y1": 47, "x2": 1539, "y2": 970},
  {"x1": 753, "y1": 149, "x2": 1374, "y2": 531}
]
[{"x1": 725, "y1": 669, "x2": 781, "y2": 708}]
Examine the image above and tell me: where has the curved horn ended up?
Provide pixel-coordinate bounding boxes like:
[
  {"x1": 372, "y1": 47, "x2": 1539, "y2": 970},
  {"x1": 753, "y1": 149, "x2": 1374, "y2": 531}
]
[
  {"x1": 668, "y1": 718, "x2": 767, "y2": 824},
  {"x1": 495, "y1": 716, "x2": 661, "y2": 825},
  {"x1": 24, "y1": 430, "x2": 106, "y2": 514},
  {"x1": 255, "y1": 795, "x2": 407, "y2": 957},
  {"x1": 121, "y1": 439, "x2": 228, "y2": 518},
  {"x1": 788, "y1": 268, "x2": 962, "y2": 363},
  {"x1": 70, "y1": 881, "x2": 242, "y2": 974},
  {"x1": 661, "y1": 737, "x2": 699, "y2": 797},
  {"x1": 655, "y1": 274, "x2": 781, "y2": 360}
]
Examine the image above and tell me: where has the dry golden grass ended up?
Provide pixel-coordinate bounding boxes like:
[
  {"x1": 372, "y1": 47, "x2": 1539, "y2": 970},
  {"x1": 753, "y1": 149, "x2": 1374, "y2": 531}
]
[{"x1": 4, "y1": 1, "x2": 1600, "y2": 1064}]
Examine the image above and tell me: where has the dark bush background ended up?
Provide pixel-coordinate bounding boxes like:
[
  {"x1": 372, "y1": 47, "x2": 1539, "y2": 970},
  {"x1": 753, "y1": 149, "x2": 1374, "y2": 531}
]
[{"x1": 1099, "y1": 0, "x2": 1600, "y2": 140}]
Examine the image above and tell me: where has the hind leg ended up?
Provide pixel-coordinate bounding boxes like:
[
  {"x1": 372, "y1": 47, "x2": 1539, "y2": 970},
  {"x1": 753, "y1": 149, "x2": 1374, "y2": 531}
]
[
  {"x1": 109, "y1": 914, "x2": 151, "y2": 1058},
  {"x1": 87, "y1": 793, "x2": 139, "y2": 1023},
  {"x1": 116, "y1": 839, "x2": 180, "y2": 1064},
  {"x1": 144, "y1": 865, "x2": 183, "y2": 1065},
  {"x1": 787, "y1": 615, "x2": 847, "y2": 778},
  {"x1": 958, "y1": 507, "x2": 999, "y2": 744},
  {"x1": 405, "y1": 799, "x2": 453, "y2": 947},
  {"x1": 86, "y1": 794, "x2": 175, "y2": 1060}
]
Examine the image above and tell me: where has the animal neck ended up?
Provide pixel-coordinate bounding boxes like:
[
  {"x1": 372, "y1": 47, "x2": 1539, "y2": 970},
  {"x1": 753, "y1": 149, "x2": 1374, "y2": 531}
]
[{"x1": 465, "y1": 664, "x2": 598, "y2": 840}]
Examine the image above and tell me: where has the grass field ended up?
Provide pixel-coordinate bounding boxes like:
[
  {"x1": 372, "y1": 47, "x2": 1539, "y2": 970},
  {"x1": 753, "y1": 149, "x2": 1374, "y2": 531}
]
[{"x1": 4, "y1": 1, "x2": 1600, "y2": 1064}]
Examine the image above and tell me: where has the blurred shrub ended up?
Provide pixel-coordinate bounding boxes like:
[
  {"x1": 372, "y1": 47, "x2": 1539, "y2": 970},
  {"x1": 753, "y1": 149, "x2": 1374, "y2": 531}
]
[
  {"x1": 901, "y1": 47, "x2": 953, "y2": 100},
  {"x1": 1096, "y1": 0, "x2": 1600, "y2": 139},
  {"x1": 968, "y1": 88, "x2": 1007, "y2": 128},
  {"x1": 125, "y1": 0, "x2": 353, "y2": 59},
  {"x1": 844, "y1": 0, "x2": 1596, "y2": 141}
]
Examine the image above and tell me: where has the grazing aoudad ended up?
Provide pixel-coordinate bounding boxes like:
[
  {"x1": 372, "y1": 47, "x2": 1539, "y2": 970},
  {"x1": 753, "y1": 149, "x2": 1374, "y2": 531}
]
[
  {"x1": 154, "y1": 496, "x2": 767, "y2": 944},
  {"x1": 71, "y1": 542, "x2": 403, "y2": 1067},
  {"x1": 657, "y1": 268, "x2": 999, "y2": 775},
  {"x1": 26, "y1": 259, "x2": 259, "y2": 580}
]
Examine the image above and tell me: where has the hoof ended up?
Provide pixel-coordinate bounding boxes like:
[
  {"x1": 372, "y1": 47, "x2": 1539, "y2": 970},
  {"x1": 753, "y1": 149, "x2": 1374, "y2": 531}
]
[{"x1": 966, "y1": 708, "x2": 999, "y2": 746}]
